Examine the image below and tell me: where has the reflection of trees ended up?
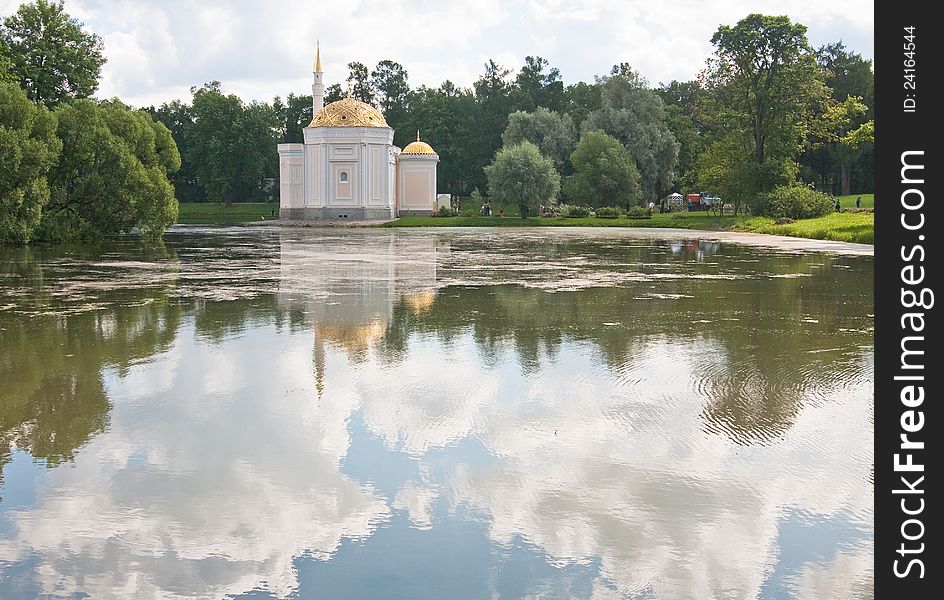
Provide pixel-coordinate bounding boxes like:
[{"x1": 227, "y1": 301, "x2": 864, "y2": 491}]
[
  {"x1": 380, "y1": 246, "x2": 872, "y2": 444},
  {"x1": 0, "y1": 247, "x2": 182, "y2": 490}
]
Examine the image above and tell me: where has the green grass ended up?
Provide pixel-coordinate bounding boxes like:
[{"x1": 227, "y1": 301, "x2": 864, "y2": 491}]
[
  {"x1": 177, "y1": 202, "x2": 278, "y2": 223},
  {"x1": 836, "y1": 193, "x2": 873, "y2": 209},
  {"x1": 384, "y1": 211, "x2": 738, "y2": 230},
  {"x1": 735, "y1": 212, "x2": 874, "y2": 244},
  {"x1": 176, "y1": 196, "x2": 874, "y2": 244}
]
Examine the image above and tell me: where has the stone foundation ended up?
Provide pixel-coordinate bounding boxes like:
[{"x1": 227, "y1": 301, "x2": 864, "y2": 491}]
[{"x1": 280, "y1": 207, "x2": 396, "y2": 221}]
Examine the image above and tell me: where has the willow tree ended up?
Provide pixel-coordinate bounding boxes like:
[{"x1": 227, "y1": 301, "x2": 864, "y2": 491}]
[
  {"x1": 484, "y1": 141, "x2": 560, "y2": 218},
  {"x1": 40, "y1": 100, "x2": 180, "y2": 240},
  {"x1": 0, "y1": 81, "x2": 61, "y2": 244}
]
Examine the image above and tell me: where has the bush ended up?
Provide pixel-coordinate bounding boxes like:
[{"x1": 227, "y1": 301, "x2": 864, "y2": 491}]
[
  {"x1": 749, "y1": 185, "x2": 834, "y2": 220},
  {"x1": 437, "y1": 205, "x2": 452, "y2": 217},
  {"x1": 562, "y1": 205, "x2": 591, "y2": 218},
  {"x1": 595, "y1": 206, "x2": 622, "y2": 219},
  {"x1": 626, "y1": 206, "x2": 651, "y2": 219}
]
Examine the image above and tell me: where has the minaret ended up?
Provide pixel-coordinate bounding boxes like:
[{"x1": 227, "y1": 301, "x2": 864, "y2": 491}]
[{"x1": 312, "y1": 41, "x2": 324, "y2": 119}]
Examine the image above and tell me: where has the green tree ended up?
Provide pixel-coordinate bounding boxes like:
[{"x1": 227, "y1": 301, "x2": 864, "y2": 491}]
[
  {"x1": 324, "y1": 83, "x2": 344, "y2": 104},
  {"x1": 565, "y1": 130, "x2": 641, "y2": 208},
  {"x1": 562, "y1": 81, "x2": 601, "y2": 130},
  {"x1": 346, "y1": 61, "x2": 375, "y2": 105},
  {"x1": 147, "y1": 99, "x2": 203, "y2": 200},
  {"x1": 371, "y1": 60, "x2": 409, "y2": 128},
  {"x1": 1, "y1": 49, "x2": 15, "y2": 84},
  {"x1": 398, "y1": 84, "x2": 481, "y2": 193},
  {"x1": 502, "y1": 107, "x2": 576, "y2": 170},
  {"x1": 699, "y1": 14, "x2": 828, "y2": 210},
  {"x1": 798, "y1": 42, "x2": 874, "y2": 194},
  {"x1": 817, "y1": 41, "x2": 874, "y2": 113},
  {"x1": 0, "y1": 81, "x2": 61, "y2": 243},
  {"x1": 186, "y1": 82, "x2": 278, "y2": 205},
  {"x1": 0, "y1": 0, "x2": 106, "y2": 107},
  {"x1": 513, "y1": 55, "x2": 565, "y2": 112},
  {"x1": 40, "y1": 99, "x2": 180, "y2": 240},
  {"x1": 582, "y1": 66, "x2": 679, "y2": 202},
  {"x1": 474, "y1": 60, "x2": 515, "y2": 186},
  {"x1": 272, "y1": 92, "x2": 313, "y2": 143},
  {"x1": 657, "y1": 80, "x2": 707, "y2": 190},
  {"x1": 484, "y1": 140, "x2": 560, "y2": 217}
]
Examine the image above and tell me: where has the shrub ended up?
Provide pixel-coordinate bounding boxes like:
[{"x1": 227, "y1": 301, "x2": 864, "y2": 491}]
[
  {"x1": 626, "y1": 206, "x2": 651, "y2": 219},
  {"x1": 749, "y1": 185, "x2": 834, "y2": 220},
  {"x1": 437, "y1": 205, "x2": 452, "y2": 217},
  {"x1": 563, "y1": 205, "x2": 592, "y2": 218},
  {"x1": 595, "y1": 206, "x2": 622, "y2": 219}
]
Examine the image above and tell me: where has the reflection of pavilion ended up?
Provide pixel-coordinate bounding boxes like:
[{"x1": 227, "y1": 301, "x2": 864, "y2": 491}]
[{"x1": 278, "y1": 230, "x2": 442, "y2": 396}]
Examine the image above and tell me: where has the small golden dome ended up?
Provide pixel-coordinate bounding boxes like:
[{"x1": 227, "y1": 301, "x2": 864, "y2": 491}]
[
  {"x1": 401, "y1": 130, "x2": 437, "y2": 155},
  {"x1": 309, "y1": 97, "x2": 389, "y2": 128}
]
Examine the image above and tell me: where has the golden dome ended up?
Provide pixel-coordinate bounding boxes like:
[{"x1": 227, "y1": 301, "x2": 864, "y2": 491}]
[
  {"x1": 309, "y1": 97, "x2": 389, "y2": 128},
  {"x1": 401, "y1": 130, "x2": 437, "y2": 155}
]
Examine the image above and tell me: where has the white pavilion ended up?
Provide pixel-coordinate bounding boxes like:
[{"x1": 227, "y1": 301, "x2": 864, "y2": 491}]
[{"x1": 278, "y1": 44, "x2": 440, "y2": 221}]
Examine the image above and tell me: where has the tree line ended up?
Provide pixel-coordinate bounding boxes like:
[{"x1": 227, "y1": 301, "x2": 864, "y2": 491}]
[{"x1": 2, "y1": 0, "x2": 873, "y2": 242}]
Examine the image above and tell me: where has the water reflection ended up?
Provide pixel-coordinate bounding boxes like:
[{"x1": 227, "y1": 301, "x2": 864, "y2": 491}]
[{"x1": 0, "y1": 228, "x2": 873, "y2": 599}]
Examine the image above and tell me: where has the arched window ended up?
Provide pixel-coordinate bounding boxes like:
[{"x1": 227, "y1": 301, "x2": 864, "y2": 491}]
[{"x1": 339, "y1": 171, "x2": 349, "y2": 183}]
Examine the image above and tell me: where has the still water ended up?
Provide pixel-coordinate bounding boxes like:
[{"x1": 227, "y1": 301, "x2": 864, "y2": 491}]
[{"x1": 1, "y1": 227, "x2": 873, "y2": 599}]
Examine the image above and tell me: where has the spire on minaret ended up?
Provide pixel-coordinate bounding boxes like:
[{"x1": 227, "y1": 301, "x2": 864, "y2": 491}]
[{"x1": 311, "y1": 41, "x2": 325, "y2": 120}]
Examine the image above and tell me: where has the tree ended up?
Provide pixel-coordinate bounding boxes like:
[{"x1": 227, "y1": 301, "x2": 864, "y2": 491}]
[
  {"x1": 398, "y1": 84, "x2": 481, "y2": 193},
  {"x1": 582, "y1": 67, "x2": 679, "y2": 202},
  {"x1": 565, "y1": 130, "x2": 641, "y2": 208},
  {"x1": 0, "y1": 81, "x2": 61, "y2": 243},
  {"x1": 473, "y1": 60, "x2": 515, "y2": 184},
  {"x1": 817, "y1": 41, "x2": 874, "y2": 112},
  {"x1": 484, "y1": 141, "x2": 560, "y2": 217},
  {"x1": 513, "y1": 55, "x2": 565, "y2": 112},
  {"x1": 798, "y1": 42, "x2": 874, "y2": 194},
  {"x1": 658, "y1": 80, "x2": 707, "y2": 190},
  {"x1": 699, "y1": 14, "x2": 828, "y2": 210},
  {"x1": 272, "y1": 92, "x2": 313, "y2": 143},
  {"x1": 40, "y1": 99, "x2": 180, "y2": 239},
  {"x1": 0, "y1": 50, "x2": 15, "y2": 84},
  {"x1": 0, "y1": 0, "x2": 106, "y2": 107},
  {"x1": 562, "y1": 81, "x2": 601, "y2": 129},
  {"x1": 186, "y1": 82, "x2": 278, "y2": 205},
  {"x1": 501, "y1": 107, "x2": 576, "y2": 170},
  {"x1": 324, "y1": 83, "x2": 344, "y2": 104},
  {"x1": 564, "y1": 131, "x2": 642, "y2": 207},
  {"x1": 346, "y1": 61, "x2": 375, "y2": 105},
  {"x1": 371, "y1": 60, "x2": 409, "y2": 128},
  {"x1": 148, "y1": 99, "x2": 203, "y2": 200}
]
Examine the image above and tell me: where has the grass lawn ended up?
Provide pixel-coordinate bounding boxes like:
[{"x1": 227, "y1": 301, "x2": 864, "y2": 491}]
[
  {"x1": 383, "y1": 211, "x2": 738, "y2": 230},
  {"x1": 836, "y1": 193, "x2": 873, "y2": 209},
  {"x1": 177, "y1": 202, "x2": 278, "y2": 223},
  {"x1": 177, "y1": 196, "x2": 874, "y2": 245},
  {"x1": 735, "y1": 212, "x2": 874, "y2": 244}
]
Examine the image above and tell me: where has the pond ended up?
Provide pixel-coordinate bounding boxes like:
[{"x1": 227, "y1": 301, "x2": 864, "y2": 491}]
[{"x1": 0, "y1": 227, "x2": 873, "y2": 599}]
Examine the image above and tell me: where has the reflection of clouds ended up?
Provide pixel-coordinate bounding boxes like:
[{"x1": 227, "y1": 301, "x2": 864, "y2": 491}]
[
  {"x1": 792, "y1": 547, "x2": 873, "y2": 599},
  {"x1": 358, "y1": 338, "x2": 499, "y2": 455},
  {"x1": 353, "y1": 337, "x2": 873, "y2": 598},
  {"x1": 0, "y1": 326, "x2": 388, "y2": 599}
]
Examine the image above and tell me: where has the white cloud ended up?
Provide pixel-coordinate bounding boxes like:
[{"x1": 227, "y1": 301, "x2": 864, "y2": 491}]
[{"x1": 1, "y1": 0, "x2": 873, "y2": 106}]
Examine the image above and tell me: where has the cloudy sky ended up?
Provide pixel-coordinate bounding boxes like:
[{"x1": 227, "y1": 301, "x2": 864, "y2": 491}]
[{"x1": 1, "y1": 0, "x2": 873, "y2": 107}]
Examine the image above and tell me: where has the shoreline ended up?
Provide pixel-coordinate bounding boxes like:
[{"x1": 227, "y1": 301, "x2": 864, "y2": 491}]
[{"x1": 172, "y1": 223, "x2": 873, "y2": 256}]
